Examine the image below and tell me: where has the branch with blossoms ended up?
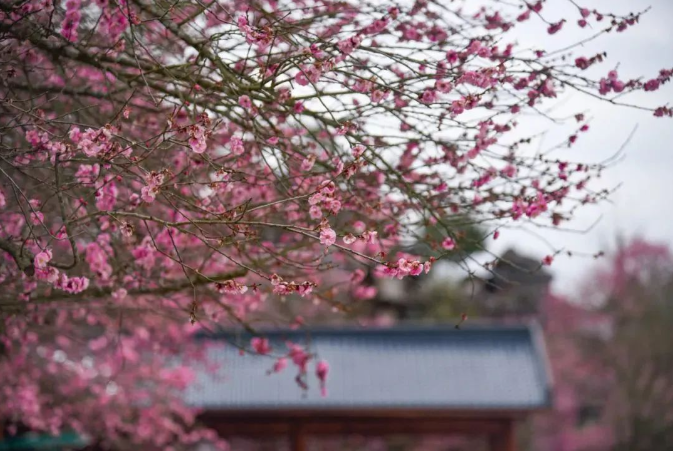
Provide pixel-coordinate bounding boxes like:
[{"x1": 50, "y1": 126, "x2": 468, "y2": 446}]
[{"x1": 0, "y1": 0, "x2": 671, "y2": 448}]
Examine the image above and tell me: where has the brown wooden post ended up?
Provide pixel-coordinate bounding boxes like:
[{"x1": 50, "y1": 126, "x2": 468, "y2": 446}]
[
  {"x1": 290, "y1": 422, "x2": 306, "y2": 451},
  {"x1": 489, "y1": 420, "x2": 515, "y2": 451}
]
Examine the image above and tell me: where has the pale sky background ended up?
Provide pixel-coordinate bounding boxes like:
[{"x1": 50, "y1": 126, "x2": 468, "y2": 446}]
[{"x1": 473, "y1": 0, "x2": 673, "y2": 295}]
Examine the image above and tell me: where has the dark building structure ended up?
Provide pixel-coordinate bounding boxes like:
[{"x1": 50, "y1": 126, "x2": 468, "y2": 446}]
[
  {"x1": 190, "y1": 324, "x2": 552, "y2": 451},
  {"x1": 476, "y1": 250, "x2": 552, "y2": 318}
]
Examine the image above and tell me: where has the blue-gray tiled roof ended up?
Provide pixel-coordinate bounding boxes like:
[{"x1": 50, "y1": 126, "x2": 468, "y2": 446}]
[{"x1": 186, "y1": 323, "x2": 551, "y2": 411}]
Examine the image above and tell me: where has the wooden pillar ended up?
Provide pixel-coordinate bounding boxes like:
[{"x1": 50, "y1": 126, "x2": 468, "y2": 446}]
[
  {"x1": 290, "y1": 423, "x2": 306, "y2": 451},
  {"x1": 489, "y1": 420, "x2": 515, "y2": 451}
]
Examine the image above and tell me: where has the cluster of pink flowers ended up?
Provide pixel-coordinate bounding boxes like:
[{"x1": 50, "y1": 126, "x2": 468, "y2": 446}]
[
  {"x1": 131, "y1": 237, "x2": 158, "y2": 271},
  {"x1": 254, "y1": 340, "x2": 324, "y2": 396},
  {"x1": 598, "y1": 70, "x2": 626, "y2": 95},
  {"x1": 270, "y1": 274, "x2": 316, "y2": 298},
  {"x1": 344, "y1": 229, "x2": 378, "y2": 246},
  {"x1": 215, "y1": 280, "x2": 248, "y2": 295},
  {"x1": 336, "y1": 35, "x2": 363, "y2": 56},
  {"x1": 459, "y1": 70, "x2": 497, "y2": 89},
  {"x1": 643, "y1": 68, "x2": 672, "y2": 92},
  {"x1": 301, "y1": 154, "x2": 316, "y2": 171},
  {"x1": 140, "y1": 171, "x2": 165, "y2": 204},
  {"x1": 654, "y1": 106, "x2": 673, "y2": 117},
  {"x1": 381, "y1": 257, "x2": 433, "y2": 279},
  {"x1": 511, "y1": 192, "x2": 550, "y2": 220},
  {"x1": 188, "y1": 124, "x2": 207, "y2": 154},
  {"x1": 309, "y1": 181, "x2": 341, "y2": 220},
  {"x1": 70, "y1": 126, "x2": 116, "y2": 158},
  {"x1": 60, "y1": 0, "x2": 81, "y2": 42},
  {"x1": 100, "y1": 4, "x2": 129, "y2": 42},
  {"x1": 86, "y1": 235, "x2": 114, "y2": 282},
  {"x1": 22, "y1": 129, "x2": 68, "y2": 164},
  {"x1": 94, "y1": 175, "x2": 118, "y2": 211},
  {"x1": 576, "y1": 7, "x2": 591, "y2": 28},
  {"x1": 75, "y1": 164, "x2": 100, "y2": 184},
  {"x1": 55, "y1": 273, "x2": 90, "y2": 293},
  {"x1": 33, "y1": 248, "x2": 90, "y2": 293},
  {"x1": 295, "y1": 64, "x2": 322, "y2": 86},
  {"x1": 370, "y1": 89, "x2": 389, "y2": 103},
  {"x1": 237, "y1": 15, "x2": 273, "y2": 50},
  {"x1": 229, "y1": 136, "x2": 245, "y2": 156}
]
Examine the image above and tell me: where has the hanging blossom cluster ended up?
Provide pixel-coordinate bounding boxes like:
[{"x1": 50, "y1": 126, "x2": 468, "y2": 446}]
[
  {"x1": 0, "y1": 0, "x2": 670, "y2": 448},
  {"x1": 249, "y1": 336, "x2": 329, "y2": 396}
]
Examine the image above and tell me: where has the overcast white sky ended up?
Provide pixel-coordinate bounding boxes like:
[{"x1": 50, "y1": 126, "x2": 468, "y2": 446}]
[{"x1": 474, "y1": 0, "x2": 673, "y2": 295}]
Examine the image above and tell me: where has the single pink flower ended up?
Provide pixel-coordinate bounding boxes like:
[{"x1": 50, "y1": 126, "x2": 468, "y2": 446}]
[
  {"x1": 238, "y1": 95, "x2": 252, "y2": 109},
  {"x1": 316, "y1": 360, "x2": 329, "y2": 397},
  {"x1": 370, "y1": 90, "x2": 387, "y2": 103},
  {"x1": 435, "y1": 79, "x2": 453, "y2": 93},
  {"x1": 34, "y1": 249, "x2": 53, "y2": 269},
  {"x1": 420, "y1": 89, "x2": 438, "y2": 104},
  {"x1": 309, "y1": 205, "x2": 322, "y2": 220},
  {"x1": 442, "y1": 238, "x2": 456, "y2": 250},
  {"x1": 272, "y1": 357, "x2": 287, "y2": 373},
  {"x1": 319, "y1": 227, "x2": 336, "y2": 247},
  {"x1": 251, "y1": 337, "x2": 271, "y2": 355},
  {"x1": 547, "y1": 20, "x2": 565, "y2": 35},
  {"x1": 301, "y1": 154, "x2": 316, "y2": 171}
]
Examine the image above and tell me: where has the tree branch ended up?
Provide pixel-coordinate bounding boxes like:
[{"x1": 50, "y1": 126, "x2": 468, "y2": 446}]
[{"x1": 0, "y1": 237, "x2": 34, "y2": 276}]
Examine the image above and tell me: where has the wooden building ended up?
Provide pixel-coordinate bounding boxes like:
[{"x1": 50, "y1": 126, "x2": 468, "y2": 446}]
[{"x1": 189, "y1": 324, "x2": 552, "y2": 451}]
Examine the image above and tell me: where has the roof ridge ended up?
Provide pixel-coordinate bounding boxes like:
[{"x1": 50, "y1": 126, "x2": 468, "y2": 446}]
[{"x1": 196, "y1": 321, "x2": 537, "y2": 340}]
